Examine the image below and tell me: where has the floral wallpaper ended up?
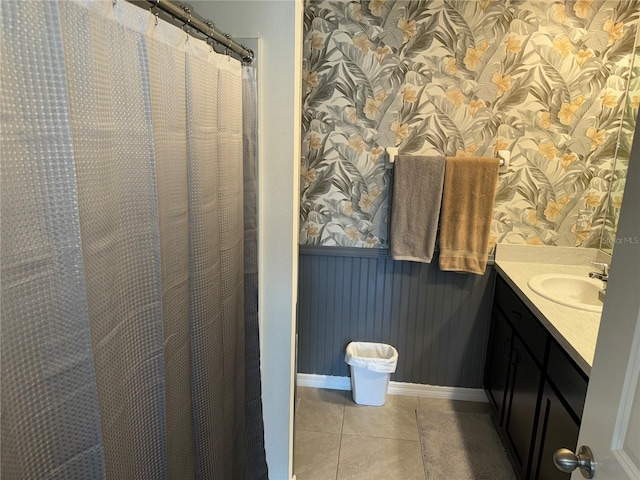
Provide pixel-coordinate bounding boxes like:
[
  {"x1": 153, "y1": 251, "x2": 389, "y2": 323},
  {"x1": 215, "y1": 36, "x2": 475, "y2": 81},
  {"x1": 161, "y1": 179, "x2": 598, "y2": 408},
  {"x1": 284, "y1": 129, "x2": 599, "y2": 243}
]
[{"x1": 300, "y1": 0, "x2": 640, "y2": 249}]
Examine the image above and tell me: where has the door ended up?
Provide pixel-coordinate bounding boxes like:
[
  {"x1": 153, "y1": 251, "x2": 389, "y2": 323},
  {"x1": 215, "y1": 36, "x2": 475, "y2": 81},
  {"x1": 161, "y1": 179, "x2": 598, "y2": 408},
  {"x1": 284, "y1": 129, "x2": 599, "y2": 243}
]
[{"x1": 567, "y1": 122, "x2": 640, "y2": 479}]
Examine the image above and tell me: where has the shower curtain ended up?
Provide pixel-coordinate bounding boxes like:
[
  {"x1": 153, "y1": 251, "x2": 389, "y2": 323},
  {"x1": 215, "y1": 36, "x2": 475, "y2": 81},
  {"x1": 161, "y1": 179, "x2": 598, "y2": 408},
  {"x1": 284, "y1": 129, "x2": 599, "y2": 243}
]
[{"x1": 0, "y1": 1, "x2": 267, "y2": 479}]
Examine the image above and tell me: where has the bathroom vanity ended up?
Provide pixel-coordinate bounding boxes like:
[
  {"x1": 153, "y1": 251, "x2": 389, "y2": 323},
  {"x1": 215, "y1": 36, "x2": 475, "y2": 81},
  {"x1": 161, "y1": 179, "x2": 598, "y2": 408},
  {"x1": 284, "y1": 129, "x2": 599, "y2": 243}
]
[{"x1": 484, "y1": 246, "x2": 604, "y2": 480}]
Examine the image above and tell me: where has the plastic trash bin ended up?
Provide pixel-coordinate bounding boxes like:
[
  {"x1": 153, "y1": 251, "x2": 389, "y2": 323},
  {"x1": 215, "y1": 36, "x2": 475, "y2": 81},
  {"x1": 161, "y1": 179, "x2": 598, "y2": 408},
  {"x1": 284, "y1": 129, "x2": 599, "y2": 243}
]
[{"x1": 345, "y1": 342, "x2": 398, "y2": 406}]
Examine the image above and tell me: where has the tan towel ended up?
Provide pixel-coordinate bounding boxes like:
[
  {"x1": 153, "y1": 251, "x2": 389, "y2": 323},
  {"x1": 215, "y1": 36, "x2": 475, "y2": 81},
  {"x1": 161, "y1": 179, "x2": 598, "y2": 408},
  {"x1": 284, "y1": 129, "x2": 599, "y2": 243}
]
[
  {"x1": 390, "y1": 156, "x2": 446, "y2": 263},
  {"x1": 439, "y1": 156, "x2": 499, "y2": 274}
]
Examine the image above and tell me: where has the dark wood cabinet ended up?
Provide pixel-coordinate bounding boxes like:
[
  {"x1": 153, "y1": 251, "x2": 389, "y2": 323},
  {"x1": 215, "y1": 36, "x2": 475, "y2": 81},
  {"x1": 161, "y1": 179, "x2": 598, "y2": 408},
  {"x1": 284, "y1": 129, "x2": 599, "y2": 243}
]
[
  {"x1": 531, "y1": 342, "x2": 588, "y2": 480},
  {"x1": 484, "y1": 310, "x2": 512, "y2": 424},
  {"x1": 504, "y1": 335, "x2": 543, "y2": 476},
  {"x1": 485, "y1": 275, "x2": 588, "y2": 480},
  {"x1": 530, "y1": 382, "x2": 580, "y2": 480}
]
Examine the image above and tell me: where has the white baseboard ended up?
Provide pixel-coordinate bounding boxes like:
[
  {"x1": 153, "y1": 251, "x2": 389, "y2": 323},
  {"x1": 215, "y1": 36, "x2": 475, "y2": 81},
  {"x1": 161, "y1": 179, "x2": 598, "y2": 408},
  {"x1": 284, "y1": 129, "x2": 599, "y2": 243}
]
[
  {"x1": 298, "y1": 373, "x2": 352, "y2": 390},
  {"x1": 297, "y1": 373, "x2": 488, "y2": 403}
]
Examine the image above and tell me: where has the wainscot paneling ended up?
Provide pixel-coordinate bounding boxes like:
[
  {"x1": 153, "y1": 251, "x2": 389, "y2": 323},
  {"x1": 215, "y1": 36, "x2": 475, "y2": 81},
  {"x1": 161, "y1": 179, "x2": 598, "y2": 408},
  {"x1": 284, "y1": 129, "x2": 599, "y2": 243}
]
[{"x1": 297, "y1": 246, "x2": 496, "y2": 388}]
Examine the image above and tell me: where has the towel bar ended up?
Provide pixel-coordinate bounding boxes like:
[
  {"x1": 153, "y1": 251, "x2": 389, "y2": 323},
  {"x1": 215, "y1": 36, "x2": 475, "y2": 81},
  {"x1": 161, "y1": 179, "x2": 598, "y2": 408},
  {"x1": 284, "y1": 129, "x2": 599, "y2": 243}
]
[
  {"x1": 385, "y1": 147, "x2": 399, "y2": 168},
  {"x1": 384, "y1": 147, "x2": 509, "y2": 172}
]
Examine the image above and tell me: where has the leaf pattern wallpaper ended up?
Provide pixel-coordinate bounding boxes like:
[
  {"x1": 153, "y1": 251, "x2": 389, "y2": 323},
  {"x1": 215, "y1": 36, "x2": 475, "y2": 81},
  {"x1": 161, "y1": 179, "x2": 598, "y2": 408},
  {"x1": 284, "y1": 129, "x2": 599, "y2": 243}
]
[{"x1": 300, "y1": 0, "x2": 640, "y2": 250}]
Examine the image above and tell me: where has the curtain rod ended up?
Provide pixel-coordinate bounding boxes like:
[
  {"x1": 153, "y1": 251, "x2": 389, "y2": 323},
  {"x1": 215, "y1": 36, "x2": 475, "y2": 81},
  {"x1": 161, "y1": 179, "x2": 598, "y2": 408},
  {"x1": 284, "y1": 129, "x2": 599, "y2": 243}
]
[{"x1": 135, "y1": 0, "x2": 254, "y2": 63}]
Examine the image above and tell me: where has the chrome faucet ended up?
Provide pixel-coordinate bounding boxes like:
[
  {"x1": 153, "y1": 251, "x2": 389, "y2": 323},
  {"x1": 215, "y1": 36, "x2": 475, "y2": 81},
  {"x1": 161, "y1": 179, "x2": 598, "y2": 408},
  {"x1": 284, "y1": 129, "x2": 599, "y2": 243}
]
[{"x1": 589, "y1": 262, "x2": 610, "y2": 282}]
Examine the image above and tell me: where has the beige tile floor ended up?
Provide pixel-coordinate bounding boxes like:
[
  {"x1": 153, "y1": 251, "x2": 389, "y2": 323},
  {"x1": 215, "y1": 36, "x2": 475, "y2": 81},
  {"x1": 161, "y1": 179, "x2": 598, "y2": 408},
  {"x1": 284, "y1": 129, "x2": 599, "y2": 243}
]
[{"x1": 294, "y1": 387, "x2": 491, "y2": 480}]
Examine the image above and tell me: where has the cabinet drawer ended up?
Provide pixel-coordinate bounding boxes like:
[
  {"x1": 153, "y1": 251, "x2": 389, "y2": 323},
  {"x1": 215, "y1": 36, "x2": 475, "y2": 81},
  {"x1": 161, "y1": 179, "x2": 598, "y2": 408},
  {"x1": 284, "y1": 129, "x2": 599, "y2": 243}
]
[
  {"x1": 547, "y1": 342, "x2": 588, "y2": 420},
  {"x1": 495, "y1": 276, "x2": 547, "y2": 365}
]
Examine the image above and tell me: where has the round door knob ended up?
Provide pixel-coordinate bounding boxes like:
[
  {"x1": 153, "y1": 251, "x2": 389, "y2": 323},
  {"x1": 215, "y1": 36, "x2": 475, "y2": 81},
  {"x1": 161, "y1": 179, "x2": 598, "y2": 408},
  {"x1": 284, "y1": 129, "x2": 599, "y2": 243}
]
[
  {"x1": 554, "y1": 448, "x2": 579, "y2": 472},
  {"x1": 553, "y1": 446, "x2": 596, "y2": 479}
]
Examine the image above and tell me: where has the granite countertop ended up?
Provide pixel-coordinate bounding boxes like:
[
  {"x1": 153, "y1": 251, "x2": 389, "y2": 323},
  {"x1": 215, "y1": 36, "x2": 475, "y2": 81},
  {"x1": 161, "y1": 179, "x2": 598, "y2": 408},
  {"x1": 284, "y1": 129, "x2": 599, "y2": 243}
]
[{"x1": 494, "y1": 245, "x2": 610, "y2": 376}]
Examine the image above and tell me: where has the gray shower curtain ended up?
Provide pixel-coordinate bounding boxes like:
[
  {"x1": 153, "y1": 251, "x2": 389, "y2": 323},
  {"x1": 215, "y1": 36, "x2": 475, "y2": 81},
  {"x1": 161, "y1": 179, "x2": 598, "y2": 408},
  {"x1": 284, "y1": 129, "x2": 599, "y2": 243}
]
[{"x1": 0, "y1": 1, "x2": 266, "y2": 478}]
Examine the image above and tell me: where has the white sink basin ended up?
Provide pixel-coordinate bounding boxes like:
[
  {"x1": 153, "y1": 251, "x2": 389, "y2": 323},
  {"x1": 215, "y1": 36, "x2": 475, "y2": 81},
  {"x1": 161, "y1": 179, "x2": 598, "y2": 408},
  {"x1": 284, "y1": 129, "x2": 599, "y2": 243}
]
[{"x1": 527, "y1": 274, "x2": 604, "y2": 312}]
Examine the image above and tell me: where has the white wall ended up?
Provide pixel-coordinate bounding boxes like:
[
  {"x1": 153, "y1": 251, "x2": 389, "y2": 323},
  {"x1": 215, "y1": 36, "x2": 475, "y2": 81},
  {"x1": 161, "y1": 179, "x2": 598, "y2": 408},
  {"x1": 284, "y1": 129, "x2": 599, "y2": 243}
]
[{"x1": 190, "y1": 2, "x2": 302, "y2": 479}]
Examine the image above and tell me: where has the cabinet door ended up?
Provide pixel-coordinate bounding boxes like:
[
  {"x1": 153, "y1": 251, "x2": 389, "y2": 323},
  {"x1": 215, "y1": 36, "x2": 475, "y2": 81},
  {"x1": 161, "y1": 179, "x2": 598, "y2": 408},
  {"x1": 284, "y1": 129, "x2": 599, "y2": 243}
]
[
  {"x1": 504, "y1": 335, "x2": 542, "y2": 478},
  {"x1": 531, "y1": 382, "x2": 579, "y2": 480},
  {"x1": 484, "y1": 309, "x2": 512, "y2": 424}
]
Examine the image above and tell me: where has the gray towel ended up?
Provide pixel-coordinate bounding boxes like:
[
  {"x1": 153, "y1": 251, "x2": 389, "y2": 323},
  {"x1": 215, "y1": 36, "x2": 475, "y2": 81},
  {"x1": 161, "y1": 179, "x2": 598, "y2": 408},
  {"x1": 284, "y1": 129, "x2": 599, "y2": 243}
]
[{"x1": 390, "y1": 156, "x2": 446, "y2": 263}]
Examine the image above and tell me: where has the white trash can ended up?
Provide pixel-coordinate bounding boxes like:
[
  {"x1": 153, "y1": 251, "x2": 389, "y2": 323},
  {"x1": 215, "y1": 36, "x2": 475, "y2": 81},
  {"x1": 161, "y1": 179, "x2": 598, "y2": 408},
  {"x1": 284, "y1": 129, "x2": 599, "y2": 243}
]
[{"x1": 345, "y1": 342, "x2": 398, "y2": 406}]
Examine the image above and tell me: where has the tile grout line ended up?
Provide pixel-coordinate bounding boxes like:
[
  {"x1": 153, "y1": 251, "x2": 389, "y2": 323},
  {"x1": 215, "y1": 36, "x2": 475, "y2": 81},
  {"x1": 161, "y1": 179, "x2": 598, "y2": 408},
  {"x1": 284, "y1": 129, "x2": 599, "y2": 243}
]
[
  {"x1": 335, "y1": 391, "x2": 347, "y2": 480},
  {"x1": 339, "y1": 433, "x2": 421, "y2": 442},
  {"x1": 414, "y1": 396, "x2": 427, "y2": 480},
  {"x1": 335, "y1": 431, "x2": 343, "y2": 480}
]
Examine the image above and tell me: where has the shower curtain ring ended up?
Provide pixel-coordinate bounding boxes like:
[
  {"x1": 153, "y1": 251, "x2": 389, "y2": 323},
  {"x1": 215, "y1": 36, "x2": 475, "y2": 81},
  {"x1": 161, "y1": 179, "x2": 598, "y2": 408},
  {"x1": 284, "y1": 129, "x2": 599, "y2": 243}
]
[
  {"x1": 180, "y1": 5, "x2": 192, "y2": 31},
  {"x1": 224, "y1": 33, "x2": 232, "y2": 56},
  {"x1": 204, "y1": 21, "x2": 215, "y2": 51},
  {"x1": 204, "y1": 20, "x2": 215, "y2": 37},
  {"x1": 149, "y1": 0, "x2": 159, "y2": 17}
]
